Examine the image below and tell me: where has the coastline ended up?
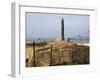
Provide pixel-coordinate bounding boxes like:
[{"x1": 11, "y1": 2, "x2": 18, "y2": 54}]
[{"x1": 77, "y1": 43, "x2": 90, "y2": 46}]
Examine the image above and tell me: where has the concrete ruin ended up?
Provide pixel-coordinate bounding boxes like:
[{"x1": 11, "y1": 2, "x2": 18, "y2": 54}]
[{"x1": 61, "y1": 18, "x2": 64, "y2": 40}]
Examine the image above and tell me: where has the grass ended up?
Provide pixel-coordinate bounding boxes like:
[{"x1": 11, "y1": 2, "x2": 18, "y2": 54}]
[{"x1": 25, "y1": 40, "x2": 89, "y2": 67}]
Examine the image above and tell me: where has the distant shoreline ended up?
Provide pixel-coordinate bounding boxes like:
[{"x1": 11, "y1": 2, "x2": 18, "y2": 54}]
[
  {"x1": 77, "y1": 43, "x2": 89, "y2": 46},
  {"x1": 26, "y1": 40, "x2": 90, "y2": 47}
]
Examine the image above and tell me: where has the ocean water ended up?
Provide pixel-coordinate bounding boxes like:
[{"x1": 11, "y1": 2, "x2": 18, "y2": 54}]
[
  {"x1": 26, "y1": 38, "x2": 89, "y2": 45},
  {"x1": 26, "y1": 38, "x2": 56, "y2": 44}
]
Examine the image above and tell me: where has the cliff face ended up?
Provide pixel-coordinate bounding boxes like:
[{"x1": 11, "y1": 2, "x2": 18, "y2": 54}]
[{"x1": 26, "y1": 41, "x2": 89, "y2": 67}]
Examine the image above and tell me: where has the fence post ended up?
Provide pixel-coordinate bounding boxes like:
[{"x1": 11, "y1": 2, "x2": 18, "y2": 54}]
[
  {"x1": 59, "y1": 49, "x2": 60, "y2": 65},
  {"x1": 50, "y1": 45, "x2": 53, "y2": 66},
  {"x1": 32, "y1": 41, "x2": 36, "y2": 67}
]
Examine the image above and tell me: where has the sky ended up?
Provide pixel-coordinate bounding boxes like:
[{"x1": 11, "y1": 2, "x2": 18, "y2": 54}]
[{"x1": 26, "y1": 12, "x2": 89, "y2": 41}]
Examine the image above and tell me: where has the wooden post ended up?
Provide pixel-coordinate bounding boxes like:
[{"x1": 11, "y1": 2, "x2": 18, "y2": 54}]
[
  {"x1": 50, "y1": 45, "x2": 53, "y2": 66},
  {"x1": 58, "y1": 50, "x2": 60, "y2": 65},
  {"x1": 71, "y1": 51, "x2": 73, "y2": 64},
  {"x1": 32, "y1": 42, "x2": 36, "y2": 67}
]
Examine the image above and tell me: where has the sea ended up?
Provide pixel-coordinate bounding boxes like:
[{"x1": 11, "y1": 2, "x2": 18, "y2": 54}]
[{"x1": 26, "y1": 38, "x2": 89, "y2": 46}]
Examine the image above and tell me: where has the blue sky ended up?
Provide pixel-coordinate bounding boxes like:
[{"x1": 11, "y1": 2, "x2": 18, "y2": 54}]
[{"x1": 26, "y1": 12, "x2": 89, "y2": 41}]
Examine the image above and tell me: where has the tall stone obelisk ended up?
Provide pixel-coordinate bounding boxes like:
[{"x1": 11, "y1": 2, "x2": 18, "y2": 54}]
[{"x1": 61, "y1": 18, "x2": 64, "y2": 40}]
